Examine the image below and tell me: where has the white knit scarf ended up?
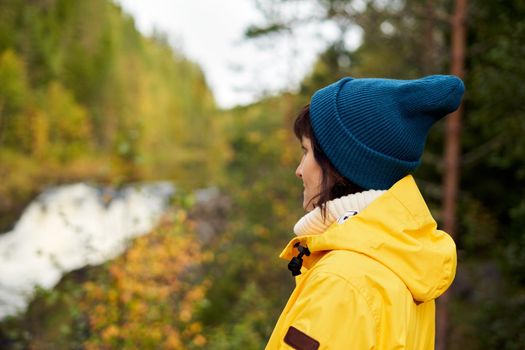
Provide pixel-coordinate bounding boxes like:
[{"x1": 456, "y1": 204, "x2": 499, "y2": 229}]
[{"x1": 293, "y1": 190, "x2": 387, "y2": 236}]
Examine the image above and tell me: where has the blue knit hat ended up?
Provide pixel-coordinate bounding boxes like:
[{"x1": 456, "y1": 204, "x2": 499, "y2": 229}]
[{"x1": 310, "y1": 75, "x2": 465, "y2": 190}]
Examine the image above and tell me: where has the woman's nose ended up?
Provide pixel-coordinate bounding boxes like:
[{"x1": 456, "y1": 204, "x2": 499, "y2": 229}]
[{"x1": 295, "y1": 163, "x2": 302, "y2": 179}]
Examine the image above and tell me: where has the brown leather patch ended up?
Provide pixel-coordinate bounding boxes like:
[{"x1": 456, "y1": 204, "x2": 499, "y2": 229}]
[{"x1": 284, "y1": 326, "x2": 320, "y2": 350}]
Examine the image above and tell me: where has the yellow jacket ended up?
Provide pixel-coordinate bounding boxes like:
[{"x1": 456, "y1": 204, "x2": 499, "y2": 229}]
[{"x1": 265, "y1": 175, "x2": 457, "y2": 350}]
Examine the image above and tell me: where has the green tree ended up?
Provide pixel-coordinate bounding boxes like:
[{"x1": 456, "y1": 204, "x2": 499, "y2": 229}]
[
  {"x1": 37, "y1": 81, "x2": 92, "y2": 161},
  {"x1": 0, "y1": 49, "x2": 29, "y2": 147}
]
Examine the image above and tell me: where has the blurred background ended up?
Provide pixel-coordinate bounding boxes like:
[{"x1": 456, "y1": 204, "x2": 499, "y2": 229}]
[{"x1": 0, "y1": 0, "x2": 524, "y2": 349}]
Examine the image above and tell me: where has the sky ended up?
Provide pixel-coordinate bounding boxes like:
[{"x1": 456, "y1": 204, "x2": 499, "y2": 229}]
[{"x1": 115, "y1": 0, "x2": 361, "y2": 109}]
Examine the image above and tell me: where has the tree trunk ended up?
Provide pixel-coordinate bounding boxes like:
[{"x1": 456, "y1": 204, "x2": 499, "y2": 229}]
[{"x1": 437, "y1": 0, "x2": 467, "y2": 349}]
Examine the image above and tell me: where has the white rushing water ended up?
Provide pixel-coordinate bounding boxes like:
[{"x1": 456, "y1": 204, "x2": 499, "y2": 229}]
[{"x1": 0, "y1": 182, "x2": 175, "y2": 320}]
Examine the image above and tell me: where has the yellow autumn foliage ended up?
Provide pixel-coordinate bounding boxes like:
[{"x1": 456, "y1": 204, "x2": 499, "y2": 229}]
[{"x1": 79, "y1": 210, "x2": 209, "y2": 349}]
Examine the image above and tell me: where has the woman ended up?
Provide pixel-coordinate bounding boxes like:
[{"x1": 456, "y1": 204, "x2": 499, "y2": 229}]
[{"x1": 265, "y1": 75, "x2": 464, "y2": 349}]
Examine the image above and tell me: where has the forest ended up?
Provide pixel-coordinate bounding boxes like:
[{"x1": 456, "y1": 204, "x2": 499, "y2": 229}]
[{"x1": 0, "y1": 0, "x2": 524, "y2": 349}]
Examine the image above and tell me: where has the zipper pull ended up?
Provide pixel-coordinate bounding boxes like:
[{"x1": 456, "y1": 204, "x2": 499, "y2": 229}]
[{"x1": 288, "y1": 242, "x2": 311, "y2": 276}]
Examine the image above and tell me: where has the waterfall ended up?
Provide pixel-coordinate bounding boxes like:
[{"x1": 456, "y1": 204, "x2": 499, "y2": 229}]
[{"x1": 0, "y1": 182, "x2": 175, "y2": 319}]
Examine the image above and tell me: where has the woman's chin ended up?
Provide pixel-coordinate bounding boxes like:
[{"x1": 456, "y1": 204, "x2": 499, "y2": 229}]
[{"x1": 303, "y1": 201, "x2": 314, "y2": 212}]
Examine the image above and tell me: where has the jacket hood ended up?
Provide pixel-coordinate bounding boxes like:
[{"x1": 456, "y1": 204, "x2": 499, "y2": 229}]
[{"x1": 280, "y1": 175, "x2": 457, "y2": 302}]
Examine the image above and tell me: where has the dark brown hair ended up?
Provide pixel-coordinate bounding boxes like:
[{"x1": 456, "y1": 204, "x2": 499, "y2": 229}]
[{"x1": 294, "y1": 104, "x2": 364, "y2": 218}]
